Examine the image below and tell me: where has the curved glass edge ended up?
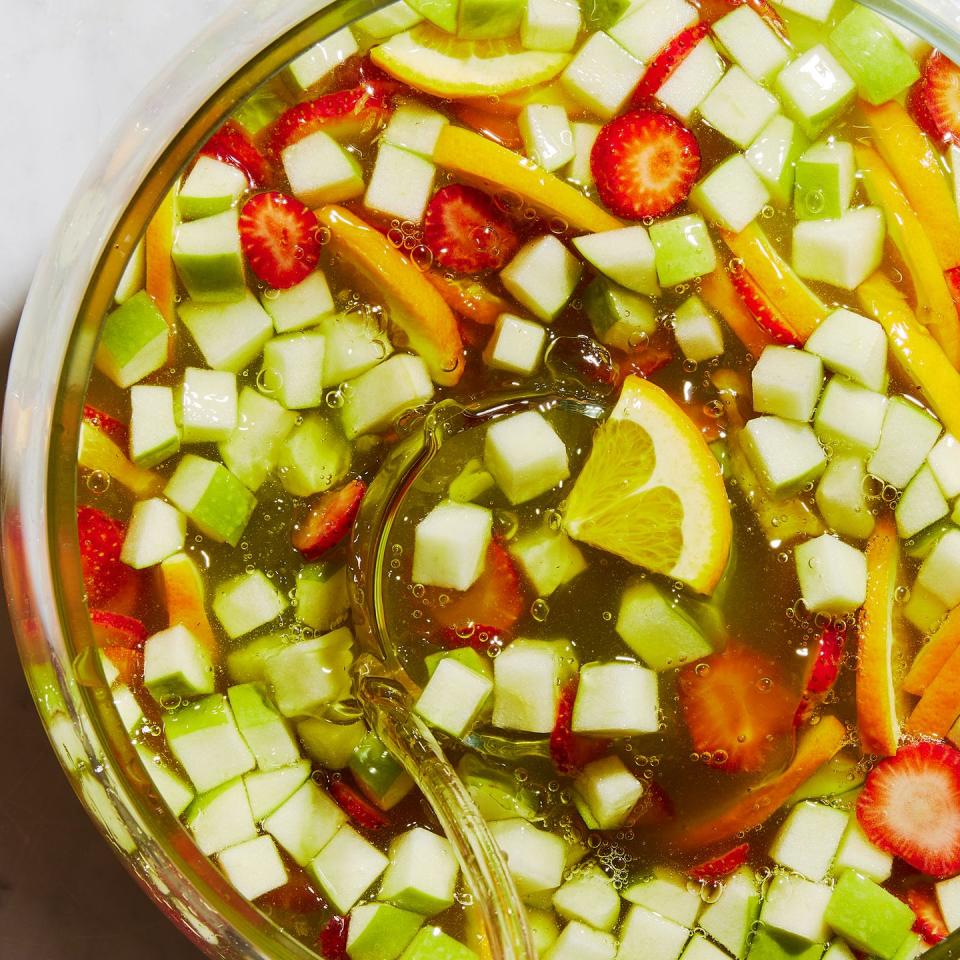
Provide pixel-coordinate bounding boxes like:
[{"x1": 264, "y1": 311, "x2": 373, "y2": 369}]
[{"x1": 860, "y1": 0, "x2": 960, "y2": 60}]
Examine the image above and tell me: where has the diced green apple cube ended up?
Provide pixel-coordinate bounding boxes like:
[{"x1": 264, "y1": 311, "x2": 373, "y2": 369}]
[
  {"x1": 261, "y1": 270, "x2": 335, "y2": 333},
  {"x1": 869, "y1": 397, "x2": 942, "y2": 490},
  {"x1": 769, "y1": 800, "x2": 849, "y2": 881},
  {"x1": 309, "y1": 824, "x2": 389, "y2": 913},
  {"x1": 794, "y1": 141, "x2": 856, "y2": 221},
  {"x1": 111, "y1": 683, "x2": 145, "y2": 734},
  {"x1": 364, "y1": 143, "x2": 436, "y2": 224},
  {"x1": 692, "y1": 153, "x2": 771, "y2": 234},
  {"x1": 752, "y1": 346, "x2": 824, "y2": 422},
  {"x1": 552, "y1": 864, "x2": 620, "y2": 931},
  {"x1": 650, "y1": 214, "x2": 717, "y2": 288},
  {"x1": 916, "y1": 528, "x2": 960, "y2": 607},
  {"x1": 179, "y1": 156, "x2": 248, "y2": 221},
  {"x1": 263, "y1": 779, "x2": 347, "y2": 865},
  {"x1": 218, "y1": 387, "x2": 297, "y2": 491},
  {"x1": 401, "y1": 928, "x2": 480, "y2": 960},
  {"x1": 742, "y1": 416, "x2": 826, "y2": 496},
  {"x1": 701, "y1": 67, "x2": 780, "y2": 149},
  {"x1": 282, "y1": 130, "x2": 365, "y2": 206},
  {"x1": 747, "y1": 928, "x2": 824, "y2": 960},
  {"x1": 522, "y1": 0, "x2": 581, "y2": 51},
  {"x1": 225, "y1": 630, "x2": 290, "y2": 684},
  {"x1": 816, "y1": 454, "x2": 875, "y2": 540},
  {"x1": 320, "y1": 310, "x2": 392, "y2": 385},
  {"x1": 213, "y1": 569, "x2": 287, "y2": 639},
  {"x1": 936, "y1": 874, "x2": 960, "y2": 932},
  {"x1": 829, "y1": 7, "x2": 920, "y2": 106},
  {"x1": 262, "y1": 331, "x2": 326, "y2": 409},
  {"x1": 572, "y1": 660, "x2": 659, "y2": 736},
  {"x1": 185, "y1": 776, "x2": 258, "y2": 855},
  {"x1": 286, "y1": 27, "x2": 359, "y2": 92},
  {"x1": 217, "y1": 834, "x2": 289, "y2": 901},
  {"x1": 681, "y1": 935, "x2": 731, "y2": 960},
  {"x1": 120, "y1": 497, "x2": 186, "y2": 569},
  {"x1": 378, "y1": 827, "x2": 460, "y2": 915},
  {"x1": 413, "y1": 499, "x2": 493, "y2": 591},
  {"x1": 805, "y1": 307, "x2": 887, "y2": 390},
  {"x1": 341, "y1": 354, "x2": 434, "y2": 439},
  {"x1": 278, "y1": 413, "x2": 351, "y2": 497},
  {"x1": 896, "y1": 465, "x2": 949, "y2": 539},
  {"x1": 527, "y1": 908, "x2": 560, "y2": 956},
  {"x1": 178, "y1": 291, "x2": 274, "y2": 372},
  {"x1": 178, "y1": 367, "x2": 238, "y2": 443},
  {"x1": 357, "y1": 0, "x2": 424, "y2": 38},
  {"x1": 583, "y1": 278, "x2": 657, "y2": 352},
  {"x1": 560, "y1": 32, "x2": 644, "y2": 120},
  {"x1": 624, "y1": 867, "x2": 702, "y2": 927},
  {"x1": 297, "y1": 716, "x2": 366, "y2": 770},
  {"x1": 795, "y1": 533, "x2": 868, "y2": 614},
  {"x1": 573, "y1": 226, "x2": 659, "y2": 297},
  {"x1": 143, "y1": 624, "x2": 214, "y2": 702},
  {"x1": 130, "y1": 384, "x2": 180, "y2": 467},
  {"x1": 713, "y1": 5, "x2": 790, "y2": 83},
  {"x1": 825, "y1": 870, "x2": 916, "y2": 960},
  {"x1": 904, "y1": 583, "x2": 949, "y2": 635},
  {"x1": 484, "y1": 410, "x2": 570, "y2": 505},
  {"x1": 347, "y1": 902, "x2": 424, "y2": 960},
  {"x1": 296, "y1": 562, "x2": 349, "y2": 632},
  {"x1": 244, "y1": 760, "x2": 311, "y2": 820},
  {"x1": 657, "y1": 37, "x2": 725, "y2": 121},
  {"x1": 574, "y1": 755, "x2": 645, "y2": 829},
  {"x1": 776, "y1": 46, "x2": 857, "y2": 139},
  {"x1": 566, "y1": 122, "x2": 601, "y2": 187},
  {"x1": 700, "y1": 866, "x2": 759, "y2": 959},
  {"x1": 610, "y1": 0, "x2": 697, "y2": 62},
  {"x1": 95, "y1": 290, "x2": 169, "y2": 389},
  {"x1": 458, "y1": 0, "x2": 524, "y2": 40},
  {"x1": 761, "y1": 874, "x2": 833, "y2": 943},
  {"x1": 508, "y1": 526, "x2": 586, "y2": 596},
  {"x1": 384, "y1": 100, "x2": 449, "y2": 157},
  {"x1": 483, "y1": 312, "x2": 547, "y2": 375},
  {"x1": 929, "y1": 434, "x2": 960, "y2": 499},
  {"x1": 746, "y1": 116, "x2": 809, "y2": 206},
  {"x1": 794, "y1": 206, "x2": 886, "y2": 289},
  {"x1": 489, "y1": 818, "x2": 567, "y2": 895},
  {"x1": 773, "y1": 0, "x2": 836, "y2": 22},
  {"x1": 493, "y1": 638, "x2": 577, "y2": 732},
  {"x1": 228, "y1": 682, "x2": 301, "y2": 770},
  {"x1": 619, "y1": 904, "x2": 691, "y2": 960},
  {"x1": 501, "y1": 234, "x2": 582, "y2": 323},
  {"x1": 519, "y1": 104, "x2": 575, "y2": 173},
  {"x1": 135, "y1": 745, "x2": 195, "y2": 817},
  {"x1": 673, "y1": 295, "x2": 725, "y2": 363},
  {"x1": 415, "y1": 656, "x2": 493, "y2": 738},
  {"x1": 832, "y1": 817, "x2": 893, "y2": 882},
  {"x1": 264, "y1": 628, "x2": 354, "y2": 717},
  {"x1": 172, "y1": 209, "x2": 246, "y2": 303},
  {"x1": 543, "y1": 920, "x2": 617, "y2": 960},
  {"x1": 115, "y1": 238, "x2": 144, "y2": 304},
  {"x1": 814, "y1": 378, "x2": 888, "y2": 454},
  {"x1": 349, "y1": 731, "x2": 415, "y2": 810}
]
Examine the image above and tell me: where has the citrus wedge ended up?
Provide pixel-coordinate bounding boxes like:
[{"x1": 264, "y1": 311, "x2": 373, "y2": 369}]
[
  {"x1": 563, "y1": 375, "x2": 733, "y2": 595},
  {"x1": 370, "y1": 26, "x2": 571, "y2": 99},
  {"x1": 905, "y1": 605, "x2": 960, "y2": 696},
  {"x1": 161, "y1": 552, "x2": 218, "y2": 661}
]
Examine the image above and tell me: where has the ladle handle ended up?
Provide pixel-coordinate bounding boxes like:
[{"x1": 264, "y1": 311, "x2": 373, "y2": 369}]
[{"x1": 357, "y1": 674, "x2": 536, "y2": 960}]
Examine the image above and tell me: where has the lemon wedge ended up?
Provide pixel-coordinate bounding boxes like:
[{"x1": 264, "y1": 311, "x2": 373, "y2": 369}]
[
  {"x1": 370, "y1": 26, "x2": 571, "y2": 98},
  {"x1": 563, "y1": 375, "x2": 733, "y2": 595}
]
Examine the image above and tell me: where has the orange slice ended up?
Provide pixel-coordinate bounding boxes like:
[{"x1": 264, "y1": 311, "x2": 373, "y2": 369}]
[
  {"x1": 905, "y1": 606, "x2": 960, "y2": 696},
  {"x1": 161, "y1": 552, "x2": 218, "y2": 661},
  {"x1": 78, "y1": 421, "x2": 163, "y2": 499},
  {"x1": 700, "y1": 267, "x2": 775, "y2": 357}
]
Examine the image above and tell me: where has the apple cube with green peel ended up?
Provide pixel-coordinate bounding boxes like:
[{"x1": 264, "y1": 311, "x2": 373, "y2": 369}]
[
  {"x1": 519, "y1": 104, "x2": 575, "y2": 173},
  {"x1": 130, "y1": 385, "x2": 180, "y2": 467},
  {"x1": 319, "y1": 310, "x2": 392, "y2": 386},
  {"x1": 384, "y1": 100, "x2": 449, "y2": 157},
  {"x1": 583, "y1": 278, "x2": 657, "y2": 352},
  {"x1": 776, "y1": 46, "x2": 857, "y2": 139},
  {"x1": 713, "y1": 5, "x2": 790, "y2": 83},
  {"x1": 573, "y1": 226, "x2": 659, "y2": 297},
  {"x1": 769, "y1": 800, "x2": 849, "y2": 881},
  {"x1": 217, "y1": 834, "x2": 289, "y2": 901},
  {"x1": 928, "y1": 434, "x2": 960, "y2": 499},
  {"x1": 869, "y1": 397, "x2": 942, "y2": 489},
  {"x1": 263, "y1": 779, "x2": 347, "y2": 865},
  {"x1": 501, "y1": 235, "x2": 582, "y2": 323},
  {"x1": 616, "y1": 579, "x2": 713, "y2": 671},
  {"x1": 650, "y1": 214, "x2": 717, "y2": 288},
  {"x1": 227, "y1": 682, "x2": 300, "y2": 770},
  {"x1": 747, "y1": 929, "x2": 825, "y2": 960},
  {"x1": 378, "y1": 827, "x2": 460, "y2": 915},
  {"x1": 224, "y1": 631, "x2": 289, "y2": 684},
  {"x1": 493, "y1": 638, "x2": 577, "y2": 733},
  {"x1": 916, "y1": 528, "x2": 960, "y2": 608},
  {"x1": 904, "y1": 583, "x2": 949, "y2": 635},
  {"x1": 897, "y1": 465, "x2": 949, "y2": 539},
  {"x1": 178, "y1": 156, "x2": 248, "y2": 221},
  {"x1": 135, "y1": 745, "x2": 195, "y2": 818},
  {"x1": 111, "y1": 683, "x2": 145, "y2": 734},
  {"x1": 527, "y1": 909, "x2": 560, "y2": 956},
  {"x1": 795, "y1": 533, "x2": 868, "y2": 614},
  {"x1": 218, "y1": 387, "x2": 297, "y2": 491},
  {"x1": 357, "y1": 0, "x2": 425, "y2": 38},
  {"x1": 244, "y1": 760, "x2": 311, "y2": 820},
  {"x1": 364, "y1": 143, "x2": 436, "y2": 224},
  {"x1": 699, "y1": 866, "x2": 760, "y2": 959},
  {"x1": 761, "y1": 874, "x2": 833, "y2": 943},
  {"x1": 264, "y1": 629, "x2": 353, "y2": 717},
  {"x1": 278, "y1": 413, "x2": 351, "y2": 497},
  {"x1": 346, "y1": 902, "x2": 424, "y2": 960},
  {"x1": 213, "y1": 570, "x2": 288, "y2": 640},
  {"x1": 805, "y1": 307, "x2": 887, "y2": 390},
  {"x1": 297, "y1": 716, "x2": 366, "y2": 770},
  {"x1": 415, "y1": 656, "x2": 494, "y2": 738},
  {"x1": 832, "y1": 818, "x2": 893, "y2": 882},
  {"x1": 178, "y1": 291, "x2": 274, "y2": 373},
  {"x1": 746, "y1": 116, "x2": 809, "y2": 206},
  {"x1": 309, "y1": 824, "x2": 389, "y2": 913},
  {"x1": 401, "y1": 928, "x2": 480, "y2": 960},
  {"x1": 794, "y1": 141, "x2": 856, "y2": 221},
  {"x1": 178, "y1": 367, "x2": 238, "y2": 443},
  {"x1": 349, "y1": 731, "x2": 415, "y2": 810},
  {"x1": 172, "y1": 209, "x2": 246, "y2": 303},
  {"x1": 458, "y1": 754, "x2": 539, "y2": 822},
  {"x1": 774, "y1": 0, "x2": 836, "y2": 21},
  {"x1": 261, "y1": 331, "x2": 326, "y2": 410},
  {"x1": 552, "y1": 864, "x2": 621, "y2": 931},
  {"x1": 484, "y1": 410, "x2": 570, "y2": 505},
  {"x1": 673, "y1": 295, "x2": 725, "y2": 363},
  {"x1": 185, "y1": 776, "x2": 258, "y2": 855},
  {"x1": 618, "y1": 903, "x2": 691, "y2": 960},
  {"x1": 341, "y1": 353, "x2": 435, "y2": 439},
  {"x1": 561, "y1": 32, "x2": 644, "y2": 120},
  {"x1": 296, "y1": 562, "x2": 349, "y2": 632},
  {"x1": 413, "y1": 499, "x2": 493, "y2": 591},
  {"x1": 489, "y1": 818, "x2": 567, "y2": 895},
  {"x1": 282, "y1": 130, "x2": 365, "y2": 206},
  {"x1": 825, "y1": 870, "x2": 916, "y2": 959},
  {"x1": 261, "y1": 270, "x2": 335, "y2": 334},
  {"x1": 822, "y1": 942, "x2": 858, "y2": 960},
  {"x1": 572, "y1": 661, "x2": 659, "y2": 736},
  {"x1": 701, "y1": 67, "x2": 780, "y2": 149},
  {"x1": 574, "y1": 755, "x2": 645, "y2": 830},
  {"x1": 566, "y1": 122, "x2": 601, "y2": 187},
  {"x1": 483, "y1": 312, "x2": 547, "y2": 375},
  {"x1": 692, "y1": 154, "x2": 771, "y2": 234},
  {"x1": 143, "y1": 624, "x2": 215, "y2": 702},
  {"x1": 95, "y1": 290, "x2": 169, "y2": 389},
  {"x1": 120, "y1": 497, "x2": 186, "y2": 569},
  {"x1": 457, "y1": 0, "x2": 525, "y2": 38},
  {"x1": 829, "y1": 7, "x2": 919, "y2": 106},
  {"x1": 286, "y1": 27, "x2": 359, "y2": 92},
  {"x1": 425, "y1": 648, "x2": 492, "y2": 680},
  {"x1": 752, "y1": 346, "x2": 824, "y2": 422},
  {"x1": 165, "y1": 693, "x2": 256, "y2": 792},
  {"x1": 543, "y1": 921, "x2": 617, "y2": 960},
  {"x1": 114, "y1": 238, "x2": 145, "y2": 305},
  {"x1": 522, "y1": 0, "x2": 580, "y2": 52},
  {"x1": 816, "y1": 454, "x2": 876, "y2": 540},
  {"x1": 814, "y1": 378, "x2": 888, "y2": 454},
  {"x1": 610, "y1": 0, "x2": 696, "y2": 61},
  {"x1": 936, "y1": 874, "x2": 960, "y2": 932},
  {"x1": 509, "y1": 526, "x2": 586, "y2": 596},
  {"x1": 656, "y1": 37, "x2": 725, "y2": 121},
  {"x1": 624, "y1": 867, "x2": 702, "y2": 927},
  {"x1": 742, "y1": 416, "x2": 827, "y2": 496}
]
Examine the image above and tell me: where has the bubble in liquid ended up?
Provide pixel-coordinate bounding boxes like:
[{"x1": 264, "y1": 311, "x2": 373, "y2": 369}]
[
  {"x1": 760, "y1": 204, "x2": 775, "y2": 220},
  {"x1": 387, "y1": 227, "x2": 405, "y2": 248},
  {"x1": 411, "y1": 244, "x2": 433, "y2": 272},
  {"x1": 895, "y1": 585, "x2": 911, "y2": 604},
  {"x1": 160, "y1": 693, "x2": 183, "y2": 711},
  {"x1": 602, "y1": 610, "x2": 613, "y2": 622},
  {"x1": 549, "y1": 217, "x2": 568, "y2": 235},
  {"x1": 411, "y1": 583, "x2": 426, "y2": 599},
  {"x1": 694, "y1": 662, "x2": 710, "y2": 677},
  {"x1": 703, "y1": 399, "x2": 724, "y2": 419},
  {"x1": 546, "y1": 508, "x2": 563, "y2": 531},
  {"x1": 682, "y1": 358, "x2": 698, "y2": 373},
  {"x1": 85, "y1": 470, "x2": 111, "y2": 495},
  {"x1": 531, "y1": 598, "x2": 550, "y2": 622}
]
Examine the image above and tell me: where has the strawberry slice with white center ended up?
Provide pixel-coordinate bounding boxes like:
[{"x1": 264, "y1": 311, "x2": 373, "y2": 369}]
[
  {"x1": 729, "y1": 267, "x2": 804, "y2": 348},
  {"x1": 422, "y1": 185, "x2": 520, "y2": 274},
  {"x1": 688, "y1": 842, "x2": 750, "y2": 883},
  {"x1": 632, "y1": 24, "x2": 711, "y2": 106},
  {"x1": 200, "y1": 120, "x2": 271, "y2": 187},
  {"x1": 291, "y1": 479, "x2": 367, "y2": 560},
  {"x1": 910, "y1": 52, "x2": 960, "y2": 147},
  {"x1": 239, "y1": 191, "x2": 321, "y2": 289},
  {"x1": 591, "y1": 110, "x2": 701, "y2": 221},
  {"x1": 857, "y1": 740, "x2": 960, "y2": 879}
]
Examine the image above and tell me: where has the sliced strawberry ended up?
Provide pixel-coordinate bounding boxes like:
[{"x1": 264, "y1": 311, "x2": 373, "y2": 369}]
[
  {"x1": 433, "y1": 539, "x2": 525, "y2": 635},
  {"x1": 200, "y1": 120, "x2": 270, "y2": 187},
  {"x1": 329, "y1": 777, "x2": 390, "y2": 829},
  {"x1": 78, "y1": 506, "x2": 134, "y2": 606},
  {"x1": 292, "y1": 479, "x2": 366, "y2": 560},
  {"x1": 89, "y1": 610, "x2": 147, "y2": 649},
  {"x1": 678, "y1": 644, "x2": 798, "y2": 774},
  {"x1": 728, "y1": 268, "x2": 804, "y2": 347},
  {"x1": 83, "y1": 405, "x2": 128, "y2": 449},
  {"x1": 697, "y1": 0, "x2": 785, "y2": 33},
  {"x1": 101, "y1": 645, "x2": 144, "y2": 687},
  {"x1": 627, "y1": 779, "x2": 675, "y2": 827},
  {"x1": 906, "y1": 886, "x2": 949, "y2": 945},
  {"x1": 355, "y1": 55, "x2": 409, "y2": 99},
  {"x1": 591, "y1": 110, "x2": 701, "y2": 221},
  {"x1": 436, "y1": 623, "x2": 505, "y2": 654},
  {"x1": 614, "y1": 338, "x2": 676, "y2": 386},
  {"x1": 318, "y1": 914, "x2": 350, "y2": 960},
  {"x1": 551, "y1": 681, "x2": 611, "y2": 776},
  {"x1": 947, "y1": 265, "x2": 960, "y2": 302},
  {"x1": 450, "y1": 103, "x2": 523, "y2": 150},
  {"x1": 796, "y1": 624, "x2": 847, "y2": 725},
  {"x1": 632, "y1": 24, "x2": 711, "y2": 106},
  {"x1": 857, "y1": 740, "x2": 960, "y2": 879},
  {"x1": 688, "y1": 842, "x2": 750, "y2": 883},
  {"x1": 422, "y1": 185, "x2": 520, "y2": 274},
  {"x1": 258, "y1": 872, "x2": 325, "y2": 913},
  {"x1": 239, "y1": 191, "x2": 321, "y2": 289},
  {"x1": 270, "y1": 87, "x2": 391, "y2": 157},
  {"x1": 910, "y1": 52, "x2": 960, "y2": 147}
]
